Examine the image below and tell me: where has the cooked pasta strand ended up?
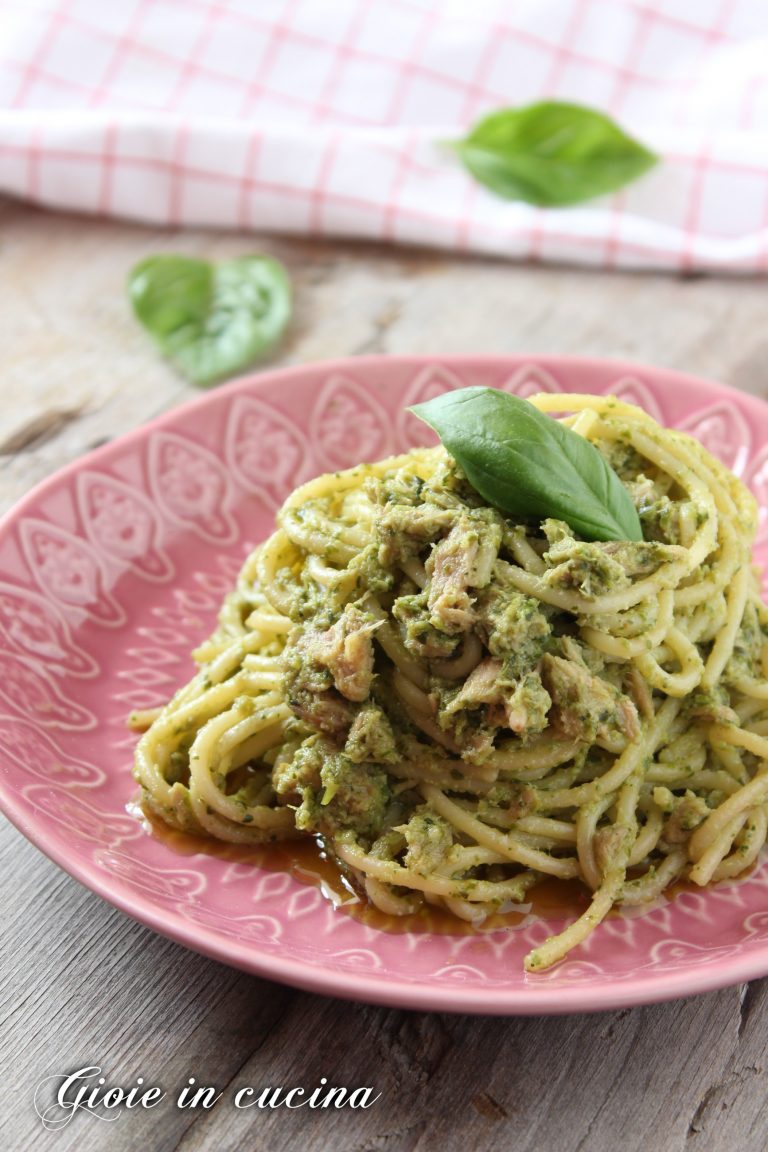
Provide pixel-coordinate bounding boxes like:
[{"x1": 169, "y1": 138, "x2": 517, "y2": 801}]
[{"x1": 133, "y1": 391, "x2": 768, "y2": 974}]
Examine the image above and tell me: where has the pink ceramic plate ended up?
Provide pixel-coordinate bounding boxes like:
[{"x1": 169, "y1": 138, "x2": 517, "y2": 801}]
[{"x1": 2, "y1": 355, "x2": 768, "y2": 1015}]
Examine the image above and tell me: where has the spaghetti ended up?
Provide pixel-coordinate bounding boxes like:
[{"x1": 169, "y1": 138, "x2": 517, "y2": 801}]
[{"x1": 133, "y1": 393, "x2": 768, "y2": 971}]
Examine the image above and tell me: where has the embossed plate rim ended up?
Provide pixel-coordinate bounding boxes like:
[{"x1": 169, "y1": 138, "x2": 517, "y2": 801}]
[{"x1": 2, "y1": 354, "x2": 768, "y2": 1015}]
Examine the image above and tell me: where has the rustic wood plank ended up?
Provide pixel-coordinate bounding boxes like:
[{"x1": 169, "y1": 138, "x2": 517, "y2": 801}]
[
  {"x1": 0, "y1": 830, "x2": 297, "y2": 1152},
  {"x1": 4, "y1": 197, "x2": 768, "y2": 1152},
  {"x1": 0, "y1": 815, "x2": 755, "y2": 1152},
  {"x1": 5, "y1": 828, "x2": 766, "y2": 1152},
  {"x1": 3, "y1": 200, "x2": 768, "y2": 516},
  {"x1": 684, "y1": 981, "x2": 768, "y2": 1150}
]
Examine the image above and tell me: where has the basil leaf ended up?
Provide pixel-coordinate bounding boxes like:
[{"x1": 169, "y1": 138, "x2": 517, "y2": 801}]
[
  {"x1": 127, "y1": 254, "x2": 292, "y2": 387},
  {"x1": 451, "y1": 101, "x2": 657, "y2": 207},
  {"x1": 409, "y1": 387, "x2": 642, "y2": 543}
]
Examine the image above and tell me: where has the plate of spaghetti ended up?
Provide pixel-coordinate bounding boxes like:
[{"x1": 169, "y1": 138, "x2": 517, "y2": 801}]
[{"x1": 3, "y1": 354, "x2": 768, "y2": 1014}]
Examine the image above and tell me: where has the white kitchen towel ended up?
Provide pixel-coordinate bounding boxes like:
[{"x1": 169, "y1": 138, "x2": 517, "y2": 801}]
[{"x1": 0, "y1": 0, "x2": 766, "y2": 271}]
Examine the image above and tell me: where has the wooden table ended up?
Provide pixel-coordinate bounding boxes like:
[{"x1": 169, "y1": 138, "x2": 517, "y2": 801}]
[{"x1": 3, "y1": 199, "x2": 768, "y2": 1152}]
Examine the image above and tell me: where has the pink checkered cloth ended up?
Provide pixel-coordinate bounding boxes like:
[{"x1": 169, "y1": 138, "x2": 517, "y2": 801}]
[{"x1": 0, "y1": 0, "x2": 766, "y2": 271}]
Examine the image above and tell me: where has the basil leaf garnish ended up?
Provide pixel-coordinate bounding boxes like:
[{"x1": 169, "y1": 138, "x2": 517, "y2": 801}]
[
  {"x1": 451, "y1": 101, "x2": 657, "y2": 207},
  {"x1": 410, "y1": 387, "x2": 642, "y2": 543},
  {"x1": 128, "y1": 253, "x2": 292, "y2": 387}
]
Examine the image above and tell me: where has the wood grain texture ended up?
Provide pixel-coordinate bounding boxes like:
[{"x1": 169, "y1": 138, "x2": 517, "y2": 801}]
[{"x1": 2, "y1": 198, "x2": 768, "y2": 1152}]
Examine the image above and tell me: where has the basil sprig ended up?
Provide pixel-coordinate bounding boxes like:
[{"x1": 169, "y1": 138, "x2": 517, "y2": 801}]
[
  {"x1": 127, "y1": 253, "x2": 291, "y2": 387},
  {"x1": 450, "y1": 101, "x2": 657, "y2": 207},
  {"x1": 410, "y1": 387, "x2": 642, "y2": 543}
]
